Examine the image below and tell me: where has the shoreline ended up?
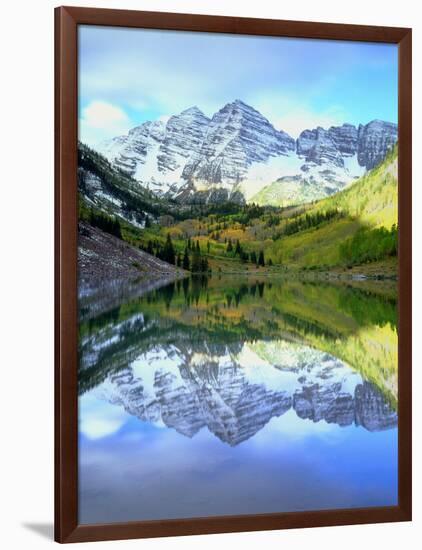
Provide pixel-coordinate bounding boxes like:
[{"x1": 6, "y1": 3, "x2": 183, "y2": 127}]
[
  {"x1": 203, "y1": 265, "x2": 397, "y2": 281},
  {"x1": 78, "y1": 221, "x2": 188, "y2": 299},
  {"x1": 79, "y1": 272, "x2": 188, "y2": 322}
]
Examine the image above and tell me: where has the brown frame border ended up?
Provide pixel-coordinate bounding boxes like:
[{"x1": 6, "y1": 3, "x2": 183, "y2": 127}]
[{"x1": 55, "y1": 5, "x2": 412, "y2": 543}]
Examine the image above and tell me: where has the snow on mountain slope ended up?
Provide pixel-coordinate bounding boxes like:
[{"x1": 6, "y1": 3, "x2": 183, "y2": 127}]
[
  {"x1": 95, "y1": 101, "x2": 397, "y2": 206},
  {"x1": 83, "y1": 337, "x2": 397, "y2": 445},
  {"x1": 99, "y1": 107, "x2": 210, "y2": 196},
  {"x1": 181, "y1": 100, "x2": 295, "y2": 189},
  {"x1": 252, "y1": 121, "x2": 394, "y2": 206}
]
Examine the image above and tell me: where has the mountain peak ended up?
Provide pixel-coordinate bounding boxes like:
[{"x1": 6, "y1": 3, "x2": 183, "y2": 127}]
[
  {"x1": 228, "y1": 99, "x2": 257, "y2": 112},
  {"x1": 216, "y1": 99, "x2": 258, "y2": 115},
  {"x1": 233, "y1": 98, "x2": 249, "y2": 107},
  {"x1": 128, "y1": 119, "x2": 165, "y2": 137},
  {"x1": 365, "y1": 119, "x2": 396, "y2": 128},
  {"x1": 180, "y1": 105, "x2": 207, "y2": 117}
]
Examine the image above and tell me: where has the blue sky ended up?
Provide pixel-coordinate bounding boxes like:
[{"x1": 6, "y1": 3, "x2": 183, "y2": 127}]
[{"x1": 78, "y1": 25, "x2": 398, "y2": 145}]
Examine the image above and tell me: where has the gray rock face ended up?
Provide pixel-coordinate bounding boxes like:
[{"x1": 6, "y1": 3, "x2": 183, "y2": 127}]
[
  {"x1": 99, "y1": 108, "x2": 210, "y2": 183},
  {"x1": 78, "y1": 167, "x2": 103, "y2": 194},
  {"x1": 179, "y1": 186, "x2": 246, "y2": 206},
  {"x1": 183, "y1": 100, "x2": 295, "y2": 185},
  {"x1": 83, "y1": 328, "x2": 397, "y2": 445},
  {"x1": 296, "y1": 120, "x2": 397, "y2": 170},
  {"x1": 157, "y1": 107, "x2": 211, "y2": 174},
  {"x1": 296, "y1": 127, "x2": 344, "y2": 167},
  {"x1": 109, "y1": 120, "x2": 166, "y2": 176},
  {"x1": 294, "y1": 382, "x2": 355, "y2": 426},
  {"x1": 293, "y1": 381, "x2": 395, "y2": 431},
  {"x1": 355, "y1": 381, "x2": 397, "y2": 431},
  {"x1": 357, "y1": 120, "x2": 398, "y2": 169},
  {"x1": 329, "y1": 123, "x2": 359, "y2": 155}
]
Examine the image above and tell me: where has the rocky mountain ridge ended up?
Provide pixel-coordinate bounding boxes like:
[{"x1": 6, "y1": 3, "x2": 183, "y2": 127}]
[
  {"x1": 297, "y1": 120, "x2": 398, "y2": 170},
  {"x1": 96, "y1": 100, "x2": 397, "y2": 206},
  {"x1": 84, "y1": 336, "x2": 397, "y2": 446}
]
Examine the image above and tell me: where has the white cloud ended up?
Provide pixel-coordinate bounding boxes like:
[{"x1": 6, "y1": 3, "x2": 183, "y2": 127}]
[
  {"x1": 250, "y1": 92, "x2": 349, "y2": 139},
  {"x1": 273, "y1": 106, "x2": 348, "y2": 139},
  {"x1": 79, "y1": 391, "x2": 130, "y2": 440},
  {"x1": 79, "y1": 100, "x2": 132, "y2": 146},
  {"x1": 83, "y1": 100, "x2": 129, "y2": 128}
]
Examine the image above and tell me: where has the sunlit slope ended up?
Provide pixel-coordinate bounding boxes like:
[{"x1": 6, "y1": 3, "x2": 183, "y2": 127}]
[
  {"x1": 265, "y1": 282, "x2": 397, "y2": 405},
  {"x1": 265, "y1": 146, "x2": 397, "y2": 268},
  {"x1": 250, "y1": 324, "x2": 397, "y2": 408},
  {"x1": 315, "y1": 146, "x2": 398, "y2": 229},
  {"x1": 252, "y1": 145, "x2": 397, "y2": 225},
  {"x1": 267, "y1": 218, "x2": 360, "y2": 267}
]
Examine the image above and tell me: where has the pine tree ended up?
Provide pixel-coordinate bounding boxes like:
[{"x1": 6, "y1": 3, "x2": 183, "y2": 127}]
[
  {"x1": 146, "y1": 240, "x2": 154, "y2": 255},
  {"x1": 144, "y1": 215, "x2": 151, "y2": 228},
  {"x1": 268, "y1": 258, "x2": 273, "y2": 267},
  {"x1": 201, "y1": 257, "x2": 209, "y2": 273},
  {"x1": 250, "y1": 251, "x2": 257, "y2": 264},
  {"x1": 113, "y1": 219, "x2": 122, "y2": 239},
  {"x1": 235, "y1": 239, "x2": 242, "y2": 255},
  {"x1": 156, "y1": 245, "x2": 163, "y2": 260},
  {"x1": 163, "y1": 234, "x2": 176, "y2": 265},
  {"x1": 176, "y1": 253, "x2": 182, "y2": 267},
  {"x1": 191, "y1": 249, "x2": 202, "y2": 273},
  {"x1": 240, "y1": 251, "x2": 248, "y2": 263},
  {"x1": 258, "y1": 250, "x2": 265, "y2": 267},
  {"x1": 227, "y1": 239, "x2": 233, "y2": 253},
  {"x1": 182, "y1": 247, "x2": 190, "y2": 270}
]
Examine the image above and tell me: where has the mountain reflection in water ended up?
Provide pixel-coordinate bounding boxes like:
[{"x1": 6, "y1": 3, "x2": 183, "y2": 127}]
[{"x1": 78, "y1": 276, "x2": 398, "y2": 524}]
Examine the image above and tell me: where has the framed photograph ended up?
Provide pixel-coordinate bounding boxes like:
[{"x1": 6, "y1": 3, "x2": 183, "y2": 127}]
[{"x1": 55, "y1": 6, "x2": 412, "y2": 543}]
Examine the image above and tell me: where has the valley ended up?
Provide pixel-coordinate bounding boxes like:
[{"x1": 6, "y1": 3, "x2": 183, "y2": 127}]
[{"x1": 78, "y1": 139, "x2": 398, "y2": 283}]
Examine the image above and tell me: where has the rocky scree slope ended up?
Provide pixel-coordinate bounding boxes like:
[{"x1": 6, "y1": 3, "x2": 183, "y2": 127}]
[{"x1": 78, "y1": 221, "x2": 187, "y2": 292}]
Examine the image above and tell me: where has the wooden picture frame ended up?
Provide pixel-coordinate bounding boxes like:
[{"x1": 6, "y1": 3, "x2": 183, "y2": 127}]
[{"x1": 55, "y1": 5, "x2": 412, "y2": 543}]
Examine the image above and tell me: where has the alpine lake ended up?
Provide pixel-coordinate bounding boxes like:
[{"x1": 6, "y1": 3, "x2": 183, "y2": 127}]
[{"x1": 78, "y1": 275, "x2": 398, "y2": 524}]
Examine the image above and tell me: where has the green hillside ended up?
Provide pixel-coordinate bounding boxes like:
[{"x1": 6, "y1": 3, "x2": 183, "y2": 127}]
[
  {"x1": 265, "y1": 145, "x2": 398, "y2": 270},
  {"x1": 315, "y1": 145, "x2": 398, "y2": 228}
]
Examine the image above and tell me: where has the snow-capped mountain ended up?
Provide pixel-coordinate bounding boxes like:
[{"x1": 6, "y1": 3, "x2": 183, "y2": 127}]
[
  {"x1": 254, "y1": 120, "x2": 398, "y2": 206},
  {"x1": 180, "y1": 100, "x2": 295, "y2": 201},
  {"x1": 83, "y1": 340, "x2": 397, "y2": 446},
  {"x1": 99, "y1": 107, "x2": 210, "y2": 197},
  {"x1": 96, "y1": 100, "x2": 397, "y2": 206}
]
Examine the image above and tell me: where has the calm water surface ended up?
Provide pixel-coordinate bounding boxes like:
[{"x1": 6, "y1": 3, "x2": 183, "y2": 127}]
[{"x1": 78, "y1": 276, "x2": 398, "y2": 524}]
